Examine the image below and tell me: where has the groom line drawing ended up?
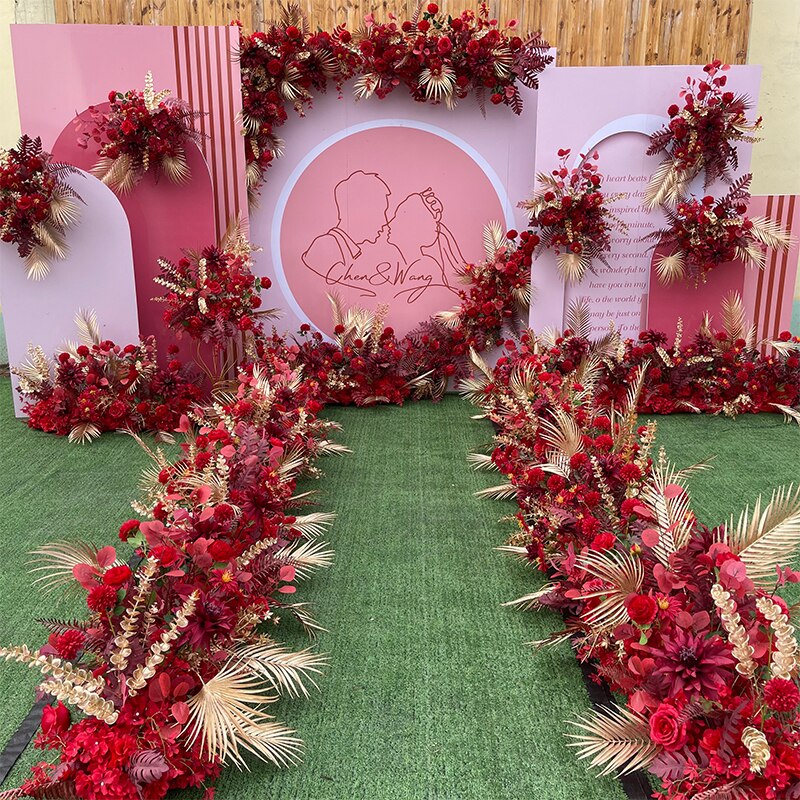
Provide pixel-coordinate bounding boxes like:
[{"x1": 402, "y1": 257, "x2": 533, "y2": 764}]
[{"x1": 300, "y1": 170, "x2": 464, "y2": 303}]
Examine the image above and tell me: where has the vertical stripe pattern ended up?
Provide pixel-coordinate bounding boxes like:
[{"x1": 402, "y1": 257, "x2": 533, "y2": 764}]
[{"x1": 172, "y1": 26, "x2": 249, "y2": 240}]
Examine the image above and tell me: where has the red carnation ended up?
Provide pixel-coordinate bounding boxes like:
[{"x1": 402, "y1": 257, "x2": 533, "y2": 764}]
[
  {"x1": 102, "y1": 564, "x2": 132, "y2": 586},
  {"x1": 54, "y1": 629, "x2": 85, "y2": 660},
  {"x1": 648, "y1": 703, "x2": 687, "y2": 751},
  {"x1": 763, "y1": 678, "x2": 800, "y2": 712},
  {"x1": 87, "y1": 584, "x2": 118, "y2": 612},
  {"x1": 625, "y1": 593, "x2": 658, "y2": 626}
]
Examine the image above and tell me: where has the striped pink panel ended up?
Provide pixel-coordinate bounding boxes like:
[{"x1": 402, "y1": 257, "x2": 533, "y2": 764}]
[
  {"x1": 172, "y1": 26, "x2": 248, "y2": 239},
  {"x1": 743, "y1": 195, "x2": 800, "y2": 347}
]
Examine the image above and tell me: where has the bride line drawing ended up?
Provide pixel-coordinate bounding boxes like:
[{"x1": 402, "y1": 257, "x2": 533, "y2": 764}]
[{"x1": 300, "y1": 170, "x2": 464, "y2": 304}]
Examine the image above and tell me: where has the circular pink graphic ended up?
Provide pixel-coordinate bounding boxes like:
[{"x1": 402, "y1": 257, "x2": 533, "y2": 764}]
[{"x1": 279, "y1": 126, "x2": 506, "y2": 337}]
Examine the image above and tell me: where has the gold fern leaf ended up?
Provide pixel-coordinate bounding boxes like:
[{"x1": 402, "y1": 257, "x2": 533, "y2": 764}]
[
  {"x1": 474, "y1": 483, "x2": 517, "y2": 501},
  {"x1": 566, "y1": 704, "x2": 660, "y2": 776},
  {"x1": 771, "y1": 403, "x2": 800, "y2": 426}
]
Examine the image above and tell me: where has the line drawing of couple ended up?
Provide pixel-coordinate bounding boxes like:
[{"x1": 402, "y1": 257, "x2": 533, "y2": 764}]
[{"x1": 301, "y1": 170, "x2": 464, "y2": 304}]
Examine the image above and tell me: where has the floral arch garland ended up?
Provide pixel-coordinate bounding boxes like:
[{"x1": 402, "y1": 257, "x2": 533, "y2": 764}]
[{"x1": 2, "y1": 7, "x2": 800, "y2": 800}]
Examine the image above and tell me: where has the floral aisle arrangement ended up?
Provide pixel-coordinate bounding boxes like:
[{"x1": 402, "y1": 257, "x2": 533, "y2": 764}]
[
  {"x1": 155, "y1": 227, "x2": 272, "y2": 382},
  {"x1": 237, "y1": 3, "x2": 551, "y2": 192},
  {"x1": 464, "y1": 301, "x2": 800, "y2": 799},
  {"x1": 12, "y1": 310, "x2": 203, "y2": 443},
  {"x1": 291, "y1": 224, "x2": 536, "y2": 406},
  {"x1": 645, "y1": 60, "x2": 762, "y2": 208},
  {"x1": 647, "y1": 175, "x2": 792, "y2": 286},
  {"x1": 0, "y1": 355, "x2": 344, "y2": 800},
  {"x1": 0, "y1": 134, "x2": 82, "y2": 280},
  {"x1": 519, "y1": 149, "x2": 627, "y2": 282},
  {"x1": 80, "y1": 72, "x2": 202, "y2": 194}
]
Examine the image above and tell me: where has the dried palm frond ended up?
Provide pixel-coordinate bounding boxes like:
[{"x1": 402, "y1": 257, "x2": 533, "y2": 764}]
[
  {"x1": 283, "y1": 602, "x2": 326, "y2": 638},
  {"x1": 539, "y1": 408, "x2": 583, "y2": 458},
  {"x1": 556, "y1": 251, "x2": 591, "y2": 284},
  {"x1": 771, "y1": 403, "x2": 800, "y2": 425},
  {"x1": 565, "y1": 297, "x2": 592, "y2": 340},
  {"x1": 185, "y1": 657, "x2": 302, "y2": 768},
  {"x1": 275, "y1": 540, "x2": 334, "y2": 580},
  {"x1": 724, "y1": 484, "x2": 800, "y2": 586},
  {"x1": 566, "y1": 704, "x2": 660, "y2": 776},
  {"x1": 502, "y1": 583, "x2": 557, "y2": 611},
  {"x1": 68, "y1": 422, "x2": 101, "y2": 445},
  {"x1": 289, "y1": 512, "x2": 337, "y2": 540},
  {"x1": 235, "y1": 641, "x2": 325, "y2": 698},
  {"x1": 655, "y1": 251, "x2": 686, "y2": 284},
  {"x1": 748, "y1": 216, "x2": 792, "y2": 252},
  {"x1": 575, "y1": 549, "x2": 644, "y2": 631},
  {"x1": 474, "y1": 482, "x2": 517, "y2": 500},
  {"x1": 28, "y1": 541, "x2": 123, "y2": 594},
  {"x1": 466, "y1": 452, "x2": 498, "y2": 471},
  {"x1": 482, "y1": 220, "x2": 507, "y2": 260},
  {"x1": 720, "y1": 292, "x2": 756, "y2": 350}
]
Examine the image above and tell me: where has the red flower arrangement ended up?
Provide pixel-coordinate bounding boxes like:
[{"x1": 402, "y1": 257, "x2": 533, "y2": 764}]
[
  {"x1": 81, "y1": 71, "x2": 202, "y2": 193},
  {"x1": 2, "y1": 354, "x2": 340, "y2": 799},
  {"x1": 519, "y1": 149, "x2": 627, "y2": 282},
  {"x1": 155, "y1": 228, "x2": 270, "y2": 370},
  {"x1": 237, "y1": 4, "x2": 551, "y2": 192},
  {"x1": 0, "y1": 134, "x2": 82, "y2": 280},
  {"x1": 646, "y1": 60, "x2": 762, "y2": 208},
  {"x1": 12, "y1": 310, "x2": 203, "y2": 443},
  {"x1": 465, "y1": 301, "x2": 800, "y2": 798},
  {"x1": 648, "y1": 175, "x2": 791, "y2": 285}
]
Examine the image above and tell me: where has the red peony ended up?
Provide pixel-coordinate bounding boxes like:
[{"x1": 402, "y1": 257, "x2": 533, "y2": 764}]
[
  {"x1": 40, "y1": 701, "x2": 71, "y2": 736},
  {"x1": 625, "y1": 593, "x2": 658, "y2": 626},
  {"x1": 648, "y1": 702, "x2": 688, "y2": 751}
]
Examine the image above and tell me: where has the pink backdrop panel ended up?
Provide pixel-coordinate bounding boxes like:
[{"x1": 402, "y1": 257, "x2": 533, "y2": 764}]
[
  {"x1": 250, "y1": 85, "x2": 539, "y2": 338},
  {"x1": 743, "y1": 195, "x2": 800, "y2": 344},
  {"x1": 0, "y1": 171, "x2": 139, "y2": 416},
  {"x1": 10, "y1": 24, "x2": 247, "y2": 240},
  {"x1": 53, "y1": 116, "x2": 216, "y2": 361},
  {"x1": 529, "y1": 64, "x2": 761, "y2": 335}
]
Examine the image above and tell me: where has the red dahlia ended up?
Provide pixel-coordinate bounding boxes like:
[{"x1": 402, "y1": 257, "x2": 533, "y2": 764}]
[
  {"x1": 86, "y1": 584, "x2": 118, "y2": 612},
  {"x1": 763, "y1": 678, "x2": 800, "y2": 712},
  {"x1": 54, "y1": 629, "x2": 85, "y2": 660}
]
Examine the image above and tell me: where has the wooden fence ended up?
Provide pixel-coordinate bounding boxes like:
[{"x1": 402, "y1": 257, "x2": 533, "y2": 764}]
[{"x1": 53, "y1": 0, "x2": 752, "y2": 65}]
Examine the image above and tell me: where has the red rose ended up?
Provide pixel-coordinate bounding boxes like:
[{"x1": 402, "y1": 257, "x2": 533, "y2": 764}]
[
  {"x1": 118, "y1": 519, "x2": 140, "y2": 542},
  {"x1": 209, "y1": 541, "x2": 235, "y2": 562},
  {"x1": 648, "y1": 703, "x2": 687, "y2": 751},
  {"x1": 41, "y1": 702, "x2": 71, "y2": 736},
  {"x1": 103, "y1": 565, "x2": 132, "y2": 587},
  {"x1": 490, "y1": 93, "x2": 503, "y2": 105},
  {"x1": 625, "y1": 593, "x2": 657, "y2": 625},
  {"x1": 427, "y1": 2, "x2": 438, "y2": 13},
  {"x1": 120, "y1": 118, "x2": 136, "y2": 136},
  {"x1": 667, "y1": 103, "x2": 679, "y2": 116},
  {"x1": 417, "y1": 19, "x2": 430, "y2": 32},
  {"x1": 591, "y1": 532, "x2": 617, "y2": 551},
  {"x1": 285, "y1": 25, "x2": 301, "y2": 39}
]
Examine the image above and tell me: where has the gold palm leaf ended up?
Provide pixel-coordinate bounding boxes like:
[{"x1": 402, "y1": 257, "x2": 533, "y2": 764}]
[
  {"x1": 317, "y1": 440, "x2": 351, "y2": 457},
  {"x1": 418, "y1": 64, "x2": 456, "y2": 103},
  {"x1": 566, "y1": 704, "x2": 660, "y2": 776},
  {"x1": 539, "y1": 408, "x2": 583, "y2": 458},
  {"x1": 508, "y1": 361, "x2": 538, "y2": 402},
  {"x1": 513, "y1": 282, "x2": 532, "y2": 309},
  {"x1": 458, "y1": 374, "x2": 491, "y2": 405},
  {"x1": 12, "y1": 345, "x2": 52, "y2": 391},
  {"x1": 235, "y1": 641, "x2": 326, "y2": 698},
  {"x1": 275, "y1": 445, "x2": 308, "y2": 480},
  {"x1": 724, "y1": 484, "x2": 800, "y2": 586},
  {"x1": 474, "y1": 483, "x2": 517, "y2": 500},
  {"x1": 469, "y1": 347, "x2": 494, "y2": 381},
  {"x1": 502, "y1": 583, "x2": 557, "y2": 611},
  {"x1": 467, "y1": 452, "x2": 499, "y2": 472},
  {"x1": 28, "y1": 541, "x2": 124, "y2": 594},
  {"x1": 48, "y1": 191, "x2": 82, "y2": 228},
  {"x1": 161, "y1": 149, "x2": 190, "y2": 184},
  {"x1": 283, "y1": 602, "x2": 327, "y2": 638},
  {"x1": 576, "y1": 549, "x2": 644, "y2": 631},
  {"x1": 771, "y1": 403, "x2": 800, "y2": 426},
  {"x1": 655, "y1": 251, "x2": 686, "y2": 284},
  {"x1": 644, "y1": 159, "x2": 693, "y2": 209},
  {"x1": 185, "y1": 657, "x2": 302, "y2": 768},
  {"x1": 748, "y1": 215, "x2": 792, "y2": 251},
  {"x1": 720, "y1": 291, "x2": 756, "y2": 350},
  {"x1": 75, "y1": 308, "x2": 102, "y2": 347},
  {"x1": 288, "y1": 512, "x2": 338, "y2": 540},
  {"x1": 23, "y1": 247, "x2": 51, "y2": 280},
  {"x1": 68, "y1": 422, "x2": 101, "y2": 445},
  {"x1": 483, "y1": 220, "x2": 506, "y2": 260},
  {"x1": 437, "y1": 307, "x2": 463, "y2": 329},
  {"x1": 275, "y1": 540, "x2": 334, "y2": 580},
  {"x1": 34, "y1": 222, "x2": 68, "y2": 261},
  {"x1": 736, "y1": 242, "x2": 767, "y2": 270},
  {"x1": 557, "y1": 251, "x2": 590, "y2": 283},
  {"x1": 565, "y1": 297, "x2": 592, "y2": 339}
]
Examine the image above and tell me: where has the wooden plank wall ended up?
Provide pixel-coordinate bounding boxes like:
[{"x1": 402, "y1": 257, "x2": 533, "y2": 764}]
[{"x1": 53, "y1": 0, "x2": 752, "y2": 66}]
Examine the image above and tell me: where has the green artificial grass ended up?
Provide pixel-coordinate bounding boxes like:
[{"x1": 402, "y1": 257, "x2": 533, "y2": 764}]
[{"x1": 0, "y1": 374, "x2": 798, "y2": 798}]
